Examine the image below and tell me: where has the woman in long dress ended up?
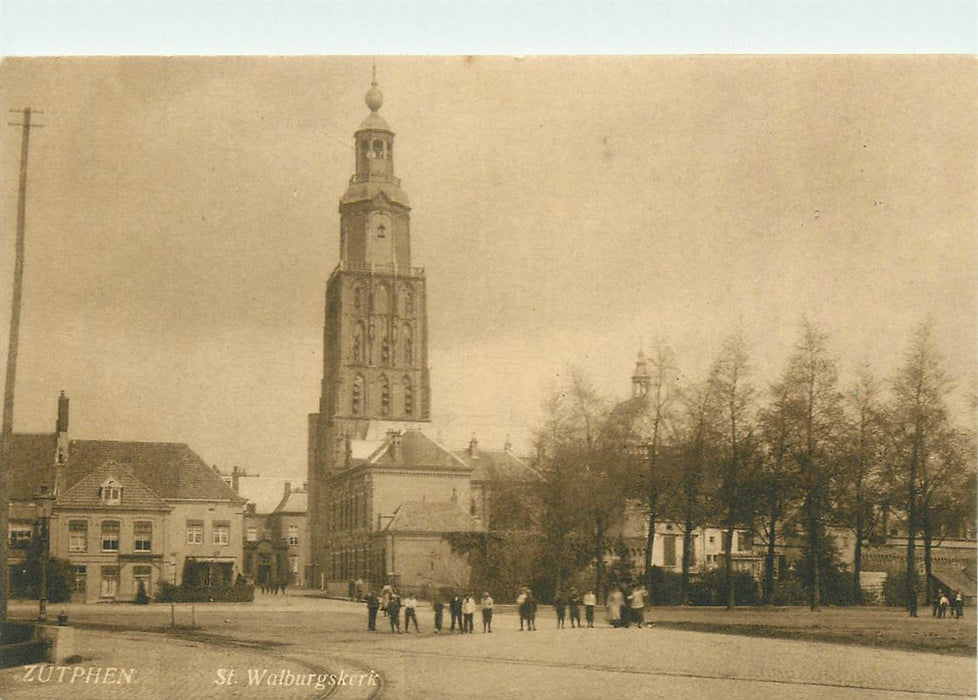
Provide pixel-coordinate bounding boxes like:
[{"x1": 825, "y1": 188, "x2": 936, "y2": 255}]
[{"x1": 606, "y1": 587, "x2": 624, "y2": 627}]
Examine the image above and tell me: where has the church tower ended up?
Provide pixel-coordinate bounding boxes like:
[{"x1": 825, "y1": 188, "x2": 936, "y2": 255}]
[{"x1": 308, "y1": 76, "x2": 432, "y2": 583}]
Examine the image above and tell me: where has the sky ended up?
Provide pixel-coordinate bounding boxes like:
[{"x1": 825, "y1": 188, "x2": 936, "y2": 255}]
[{"x1": 0, "y1": 56, "x2": 975, "y2": 483}]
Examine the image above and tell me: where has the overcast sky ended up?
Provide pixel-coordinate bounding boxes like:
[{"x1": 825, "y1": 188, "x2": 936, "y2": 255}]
[{"x1": 1, "y1": 56, "x2": 974, "y2": 481}]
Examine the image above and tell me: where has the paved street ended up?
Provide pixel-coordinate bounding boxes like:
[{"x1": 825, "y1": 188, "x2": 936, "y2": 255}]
[{"x1": 2, "y1": 594, "x2": 974, "y2": 699}]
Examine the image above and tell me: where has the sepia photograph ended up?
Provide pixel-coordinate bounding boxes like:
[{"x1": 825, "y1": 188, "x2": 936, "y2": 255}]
[{"x1": 0, "y1": 51, "x2": 975, "y2": 698}]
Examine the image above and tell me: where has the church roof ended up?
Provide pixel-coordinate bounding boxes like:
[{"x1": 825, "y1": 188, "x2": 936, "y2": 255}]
[
  {"x1": 384, "y1": 500, "x2": 482, "y2": 533},
  {"x1": 452, "y1": 446, "x2": 540, "y2": 482},
  {"x1": 361, "y1": 429, "x2": 471, "y2": 472}
]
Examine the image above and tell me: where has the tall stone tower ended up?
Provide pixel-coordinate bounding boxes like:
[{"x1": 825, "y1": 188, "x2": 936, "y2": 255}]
[{"x1": 307, "y1": 76, "x2": 431, "y2": 584}]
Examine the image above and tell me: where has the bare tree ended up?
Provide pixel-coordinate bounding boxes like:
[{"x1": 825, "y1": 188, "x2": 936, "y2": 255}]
[
  {"x1": 707, "y1": 332, "x2": 756, "y2": 609},
  {"x1": 782, "y1": 320, "x2": 844, "y2": 612},
  {"x1": 889, "y1": 322, "x2": 953, "y2": 616},
  {"x1": 838, "y1": 366, "x2": 887, "y2": 604}
]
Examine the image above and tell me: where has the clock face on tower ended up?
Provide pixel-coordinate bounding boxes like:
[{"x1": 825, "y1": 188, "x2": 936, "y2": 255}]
[{"x1": 369, "y1": 210, "x2": 391, "y2": 241}]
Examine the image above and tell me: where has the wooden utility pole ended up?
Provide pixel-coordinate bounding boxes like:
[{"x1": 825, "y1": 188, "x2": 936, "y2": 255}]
[{"x1": 1, "y1": 107, "x2": 42, "y2": 621}]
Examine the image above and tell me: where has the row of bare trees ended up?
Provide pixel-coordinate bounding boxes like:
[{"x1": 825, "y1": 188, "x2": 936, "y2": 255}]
[{"x1": 532, "y1": 320, "x2": 975, "y2": 613}]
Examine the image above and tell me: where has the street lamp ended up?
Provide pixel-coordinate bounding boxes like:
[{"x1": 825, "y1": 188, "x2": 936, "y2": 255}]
[{"x1": 34, "y1": 487, "x2": 56, "y2": 623}]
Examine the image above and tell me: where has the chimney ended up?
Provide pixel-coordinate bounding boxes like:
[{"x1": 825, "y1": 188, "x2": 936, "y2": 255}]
[
  {"x1": 468, "y1": 434, "x2": 478, "y2": 455},
  {"x1": 232, "y1": 466, "x2": 241, "y2": 493},
  {"x1": 56, "y1": 391, "x2": 69, "y2": 434}
]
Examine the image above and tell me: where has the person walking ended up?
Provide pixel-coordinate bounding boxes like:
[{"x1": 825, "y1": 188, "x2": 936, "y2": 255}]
[
  {"x1": 403, "y1": 593, "x2": 420, "y2": 632},
  {"x1": 583, "y1": 589, "x2": 596, "y2": 628},
  {"x1": 955, "y1": 591, "x2": 964, "y2": 619},
  {"x1": 606, "y1": 587, "x2": 624, "y2": 628},
  {"x1": 450, "y1": 593, "x2": 463, "y2": 633},
  {"x1": 387, "y1": 592, "x2": 402, "y2": 633},
  {"x1": 433, "y1": 597, "x2": 445, "y2": 633},
  {"x1": 481, "y1": 592, "x2": 494, "y2": 633},
  {"x1": 629, "y1": 584, "x2": 648, "y2": 627},
  {"x1": 568, "y1": 590, "x2": 582, "y2": 629},
  {"x1": 517, "y1": 588, "x2": 528, "y2": 631},
  {"x1": 366, "y1": 591, "x2": 380, "y2": 631},
  {"x1": 463, "y1": 593, "x2": 477, "y2": 633},
  {"x1": 525, "y1": 591, "x2": 538, "y2": 631},
  {"x1": 554, "y1": 591, "x2": 567, "y2": 628}
]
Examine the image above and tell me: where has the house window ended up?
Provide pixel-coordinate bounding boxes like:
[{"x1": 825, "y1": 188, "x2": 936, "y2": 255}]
[
  {"x1": 9, "y1": 525, "x2": 32, "y2": 550},
  {"x1": 663, "y1": 535, "x2": 677, "y2": 568},
  {"x1": 69, "y1": 520, "x2": 88, "y2": 552},
  {"x1": 100, "y1": 478, "x2": 122, "y2": 505},
  {"x1": 288, "y1": 525, "x2": 299, "y2": 546},
  {"x1": 187, "y1": 520, "x2": 204, "y2": 545},
  {"x1": 213, "y1": 521, "x2": 230, "y2": 546},
  {"x1": 246, "y1": 527, "x2": 258, "y2": 542},
  {"x1": 72, "y1": 565, "x2": 87, "y2": 594},
  {"x1": 101, "y1": 520, "x2": 120, "y2": 552},
  {"x1": 134, "y1": 521, "x2": 152, "y2": 552},
  {"x1": 133, "y1": 565, "x2": 152, "y2": 597},
  {"x1": 737, "y1": 532, "x2": 752, "y2": 552},
  {"x1": 100, "y1": 565, "x2": 119, "y2": 598}
]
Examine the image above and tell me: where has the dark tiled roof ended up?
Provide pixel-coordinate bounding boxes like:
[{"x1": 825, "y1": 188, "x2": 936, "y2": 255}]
[
  {"x1": 7, "y1": 433, "x2": 58, "y2": 500},
  {"x1": 58, "y1": 460, "x2": 170, "y2": 511},
  {"x1": 64, "y1": 440, "x2": 244, "y2": 502},
  {"x1": 384, "y1": 501, "x2": 482, "y2": 533},
  {"x1": 366, "y1": 430, "x2": 470, "y2": 471},
  {"x1": 452, "y1": 447, "x2": 539, "y2": 482}
]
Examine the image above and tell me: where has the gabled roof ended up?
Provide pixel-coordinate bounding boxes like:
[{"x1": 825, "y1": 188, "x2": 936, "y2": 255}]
[
  {"x1": 384, "y1": 501, "x2": 482, "y2": 533},
  {"x1": 64, "y1": 440, "x2": 245, "y2": 503},
  {"x1": 453, "y1": 446, "x2": 539, "y2": 483},
  {"x1": 273, "y1": 489, "x2": 308, "y2": 515},
  {"x1": 7, "y1": 433, "x2": 58, "y2": 500},
  {"x1": 58, "y1": 460, "x2": 170, "y2": 512},
  {"x1": 360, "y1": 430, "x2": 471, "y2": 472}
]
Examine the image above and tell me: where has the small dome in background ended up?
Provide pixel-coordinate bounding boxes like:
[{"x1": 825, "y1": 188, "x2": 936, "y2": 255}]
[{"x1": 365, "y1": 83, "x2": 383, "y2": 112}]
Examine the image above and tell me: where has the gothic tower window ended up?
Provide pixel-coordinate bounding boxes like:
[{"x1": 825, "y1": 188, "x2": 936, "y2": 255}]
[
  {"x1": 403, "y1": 375, "x2": 414, "y2": 416},
  {"x1": 373, "y1": 283, "x2": 390, "y2": 315},
  {"x1": 403, "y1": 286, "x2": 414, "y2": 316},
  {"x1": 402, "y1": 323, "x2": 413, "y2": 364},
  {"x1": 373, "y1": 139, "x2": 384, "y2": 159},
  {"x1": 353, "y1": 321, "x2": 365, "y2": 363},
  {"x1": 381, "y1": 334, "x2": 391, "y2": 365},
  {"x1": 352, "y1": 374, "x2": 365, "y2": 416},
  {"x1": 380, "y1": 375, "x2": 391, "y2": 417}
]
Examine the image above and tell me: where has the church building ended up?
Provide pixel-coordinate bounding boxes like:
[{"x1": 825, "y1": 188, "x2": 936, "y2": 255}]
[{"x1": 306, "y1": 77, "x2": 527, "y2": 595}]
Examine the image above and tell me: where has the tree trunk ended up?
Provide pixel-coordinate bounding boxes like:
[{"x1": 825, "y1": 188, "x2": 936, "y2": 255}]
[
  {"x1": 594, "y1": 515, "x2": 606, "y2": 602},
  {"x1": 764, "y1": 490, "x2": 777, "y2": 604},
  {"x1": 806, "y1": 494, "x2": 821, "y2": 611},
  {"x1": 922, "y1": 526, "x2": 934, "y2": 605},
  {"x1": 644, "y1": 507, "x2": 656, "y2": 591},
  {"x1": 724, "y1": 522, "x2": 735, "y2": 609},
  {"x1": 853, "y1": 515, "x2": 863, "y2": 604},
  {"x1": 681, "y1": 520, "x2": 692, "y2": 605},
  {"x1": 906, "y1": 452, "x2": 918, "y2": 616}
]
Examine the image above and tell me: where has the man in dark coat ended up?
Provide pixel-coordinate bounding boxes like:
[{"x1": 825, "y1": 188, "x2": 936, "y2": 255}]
[
  {"x1": 387, "y1": 592, "x2": 402, "y2": 633},
  {"x1": 554, "y1": 592, "x2": 567, "y2": 628},
  {"x1": 433, "y1": 597, "x2": 445, "y2": 633},
  {"x1": 366, "y1": 592, "x2": 380, "y2": 631},
  {"x1": 449, "y1": 594, "x2": 463, "y2": 633}
]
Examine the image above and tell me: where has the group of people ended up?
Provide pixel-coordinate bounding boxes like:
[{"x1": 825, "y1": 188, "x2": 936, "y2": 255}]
[
  {"x1": 366, "y1": 585, "x2": 643, "y2": 634},
  {"x1": 258, "y1": 579, "x2": 289, "y2": 595},
  {"x1": 366, "y1": 588, "x2": 495, "y2": 634},
  {"x1": 550, "y1": 589, "x2": 598, "y2": 628},
  {"x1": 605, "y1": 584, "x2": 650, "y2": 628},
  {"x1": 933, "y1": 590, "x2": 965, "y2": 619}
]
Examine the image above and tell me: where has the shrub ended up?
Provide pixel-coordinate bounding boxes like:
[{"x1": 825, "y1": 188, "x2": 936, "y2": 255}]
[{"x1": 134, "y1": 581, "x2": 150, "y2": 605}]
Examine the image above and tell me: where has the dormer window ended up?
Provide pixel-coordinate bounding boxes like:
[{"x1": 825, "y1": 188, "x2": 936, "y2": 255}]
[{"x1": 100, "y1": 478, "x2": 122, "y2": 506}]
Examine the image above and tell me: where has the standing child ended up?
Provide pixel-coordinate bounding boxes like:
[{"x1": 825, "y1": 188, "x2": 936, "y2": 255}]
[
  {"x1": 387, "y1": 592, "x2": 402, "y2": 633},
  {"x1": 554, "y1": 591, "x2": 567, "y2": 628},
  {"x1": 403, "y1": 593, "x2": 420, "y2": 632},
  {"x1": 433, "y1": 598, "x2": 444, "y2": 633},
  {"x1": 568, "y1": 590, "x2": 582, "y2": 629},
  {"x1": 583, "y1": 589, "x2": 596, "y2": 628},
  {"x1": 463, "y1": 593, "x2": 477, "y2": 633},
  {"x1": 481, "y1": 592, "x2": 494, "y2": 632}
]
